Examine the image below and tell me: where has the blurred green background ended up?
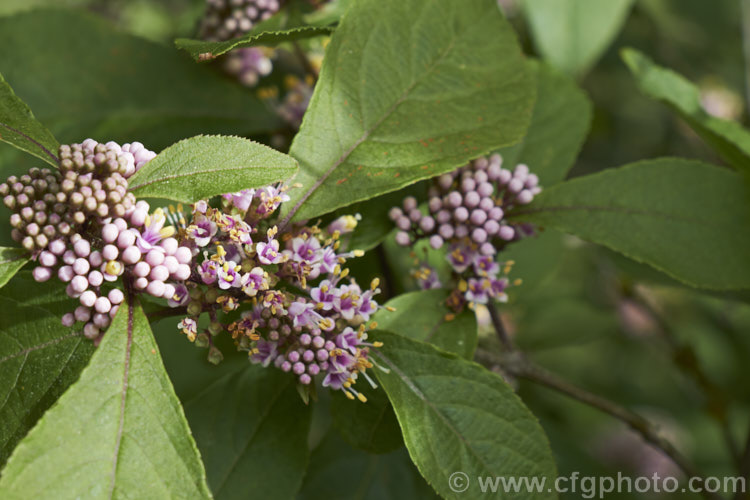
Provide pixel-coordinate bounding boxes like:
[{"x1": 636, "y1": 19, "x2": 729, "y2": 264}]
[{"x1": 1, "y1": 0, "x2": 749, "y2": 498}]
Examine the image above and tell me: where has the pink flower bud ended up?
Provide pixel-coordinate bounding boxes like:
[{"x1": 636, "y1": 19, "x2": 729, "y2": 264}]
[
  {"x1": 33, "y1": 266, "x2": 52, "y2": 282},
  {"x1": 80, "y1": 290, "x2": 97, "y2": 308},
  {"x1": 117, "y1": 230, "x2": 136, "y2": 248},
  {"x1": 174, "y1": 264, "x2": 191, "y2": 281},
  {"x1": 61, "y1": 313, "x2": 75, "y2": 327},
  {"x1": 88, "y1": 270, "x2": 104, "y2": 287},
  {"x1": 108, "y1": 288, "x2": 124, "y2": 305},
  {"x1": 147, "y1": 280, "x2": 165, "y2": 297},
  {"x1": 39, "y1": 251, "x2": 56, "y2": 267},
  {"x1": 429, "y1": 235, "x2": 444, "y2": 249},
  {"x1": 71, "y1": 275, "x2": 88, "y2": 294},
  {"x1": 58, "y1": 266, "x2": 74, "y2": 282},
  {"x1": 499, "y1": 225, "x2": 515, "y2": 241},
  {"x1": 95, "y1": 296, "x2": 112, "y2": 314},
  {"x1": 102, "y1": 223, "x2": 119, "y2": 243},
  {"x1": 164, "y1": 256, "x2": 179, "y2": 274},
  {"x1": 160, "y1": 238, "x2": 178, "y2": 255},
  {"x1": 145, "y1": 249, "x2": 165, "y2": 267},
  {"x1": 121, "y1": 246, "x2": 141, "y2": 264},
  {"x1": 89, "y1": 250, "x2": 103, "y2": 267},
  {"x1": 134, "y1": 277, "x2": 148, "y2": 290},
  {"x1": 74, "y1": 306, "x2": 91, "y2": 322},
  {"x1": 150, "y1": 265, "x2": 169, "y2": 282},
  {"x1": 73, "y1": 239, "x2": 90, "y2": 257},
  {"x1": 133, "y1": 261, "x2": 151, "y2": 277},
  {"x1": 175, "y1": 247, "x2": 192, "y2": 265}
]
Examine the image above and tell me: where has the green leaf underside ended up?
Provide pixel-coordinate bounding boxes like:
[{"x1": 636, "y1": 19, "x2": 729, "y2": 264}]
[
  {"x1": 128, "y1": 135, "x2": 299, "y2": 203},
  {"x1": 523, "y1": 0, "x2": 634, "y2": 76},
  {"x1": 0, "y1": 299, "x2": 211, "y2": 499},
  {"x1": 182, "y1": 364, "x2": 311, "y2": 499},
  {"x1": 512, "y1": 158, "x2": 750, "y2": 290},
  {"x1": 497, "y1": 61, "x2": 592, "y2": 185},
  {"x1": 373, "y1": 331, "x2": 557, "y2": 499},
  {"x1": 0, "y1": 278, "x2": 94, "y2": 467},
  {"x1": 298, "y1": 430, "x2": 439, "y2": 500},
  {"x1": 176, "y1": 26, "x2": 334, "y2": 62},
  {"x1": 284, "y1": 0, "x2": 534, "y2": 222},
  {"x1": 0, "y1": 247, "x2": 29, "y2": 289},
  {"x1": 0, "y1": 73, "x2": 58, "y2": 167},
  {"x1": 622, "y1": 48, "x2": 750, "y2": 175},
  {"x1": 330, "y1": 382, "x2": 404, "y2": 455},
  {"x1": 0, "y1": 9, "x2": 280, "y2": 156},
  {"x1": 373, "y1": 289, "x2": 478, "y2": 359}
]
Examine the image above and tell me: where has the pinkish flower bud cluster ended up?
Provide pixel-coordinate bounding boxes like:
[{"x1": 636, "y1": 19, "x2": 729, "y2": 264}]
[
  {"x1": 173, "y1": 185, "x2": 383, "y2": 402},
  {"x1": 0, "y1": 139, "x2": 195, "y2": 340},
  {"x1": 390, "y1": 154, "x2": 542, "y2": 312},
  {"x1": 276, "y1": 76, "x2": 314, "y2": 129},
  {"x1": 224, "y1": 47, "x2": 273, "y2": 87},
  {"x1": 199, "y1": 0, "x2": 285, "y2": 42}
]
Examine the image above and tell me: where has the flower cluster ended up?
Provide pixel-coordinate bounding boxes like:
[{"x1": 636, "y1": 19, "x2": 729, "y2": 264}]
[
  {"x1": 0, "y1": 139, "x2": 193, "y2": 340},
  {"x1": 172, "y1": 185, "x2": 383, "y2": 401},
  {"x1": 275, "y1": 75, "x2": 315, "y2": 129},
  {"x1": 390, "y1": 154, "x2": 541, "y2": 311},
  {"x1": 199, "y1": 0, "x2": 285, "y2": 42}
]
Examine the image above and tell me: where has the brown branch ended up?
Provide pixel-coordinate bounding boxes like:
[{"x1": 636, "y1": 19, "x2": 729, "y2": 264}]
[{"x1": 476, "y1": 349, "x2": 721, "y2": 500}]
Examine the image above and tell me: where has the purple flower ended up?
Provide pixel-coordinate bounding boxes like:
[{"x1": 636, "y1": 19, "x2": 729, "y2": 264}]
[
  {"x1": 290, "y1": 236, "x2": 321, "y2": 263},
  {"x1": 413, "y1": 265, "x2": 442, "y2": 290},
  {"x1": 224, "y1": 188, "x2": 256, "y2": 212},
  {"x1": 217, "y1": 261, "x2": 240, "y2": 289},
  {"x1": 178, "y1": 317, "x2": 197, "y2": 341},
  {"x1": 473, "y1": 254, "x2": 499, "y2": 277},
  {"x1": 322, "y1": 369, "x2": 350, "y2": 390},
  {"x1": 310, "y1": 280, "x2": 336, "y2": 310},
  {"x1": 256, "y1": 238, "x2": 282, "y2": 265},
  {"x1": 135, "y1": 209, "x2": 174, "y2": 252},
  {"x1": 254, "y1": 185, "x2": 289, "y2": 217},
  {"x1": 241, "y1": 267, "x2": 268, "y2": 296},
  {"x1": 168, "y1": 284, "x2": 190, "y2": 307},
  {"x1": 187, "y1": 214, "x2": 217, "y2": 247},
  {"x1": 288, "y1": 300, "x2": 323, "y2": 329},
  {"x1": 447, "y1": 241, "x2": 476, "y2": 273},
  {"x1": 357, "y1": 290, "x2": 378, "y2": 321},
  {"x1": 464, "y1": 278, "x2": 491, "y2": 304},
  {"x1": 333, "y1": 283, "x2": 361, "y2": 320},
  {"x1": 251, "y1": 339, "x2": 278, "y2": 367},
  {"x1": 198, "y1": 260, "x2": 219, "y2": 285},
  {"x1": 318, "y1": 247, "x2": 338, "y2": 274},
  {"x1": 335, "y1": 327, "x2": 360, "y2": 354},
  {"x1": 327, "y1": 214, "x2": 360, "y2": 235}
]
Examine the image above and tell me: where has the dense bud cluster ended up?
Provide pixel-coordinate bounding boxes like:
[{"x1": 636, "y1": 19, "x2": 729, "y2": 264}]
[
  {"x1": 276, "y1": 75, "x2": 314, "y2": 128},
  {"x1": 224, "y1": 47, "x2": 273, "y2": 87},
  {"x1": 199, "y1": 0, "x2": 285, "y2": 41},
  {"x1": 170, "y1": 185, "x2": 383, "y2": 401},
  {"x1": 0, "y1": 139, "x2": 195, "y2": 340},
  {"x1": 389, "y1": 154, "x2": 542, "y2": 311}
]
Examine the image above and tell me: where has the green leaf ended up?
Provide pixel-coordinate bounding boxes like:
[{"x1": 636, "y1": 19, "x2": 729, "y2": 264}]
[
  {"x1": 128, "y1": 135, "x2": 298, "y2": 203},
  {"x1": 522, "y1": 0, "x2": 634, "y2": 76},
  {"x1": 0, "y1": 9, "x2": 280, "y2": 156},
  {"x1": 622, "y1": 48, "x2": 750, "y2": 175},
  {"x1": 176, "y1": 26, "x2": 334, "y2": 62},
  {"x1": 372, "y1": 331, "x2": 557, "y2": 499},
  {"x1": 511, "y1": 158, "x2": 750, "y2": 290},
  {"x1": 0, "y1": 247, "x2": 29, "y2": 289},
  {"x1": 0, "y1": 298, "x2": 212, "y2": 499},
  {"x1": 283, "y1": 0, "x2": 534, "y2": 222},
  {"x1": 182, "y1": 365, "x2": 311, "y2": 499},
  {"x1": 298, "y1": 430, "x2": 439, "y2": 500},
  {"x1": 0, "y1": 278, "x2": 94, "y2": 467},
  {"x1": 497, "y1": 61, "x2": 592, "y2": 185},
  {"x1": 329, "y1": 383, "x2": 403, "y2": 454},
  {"x1": 152, "y1": 318, "x2": 311, "y2": 500},
  {"x1": 0, "y1": 73, "x2": 58, "y2": 167},
  {"x1": 373, "y1": 289, "x2": 477, "y2": 359}
]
